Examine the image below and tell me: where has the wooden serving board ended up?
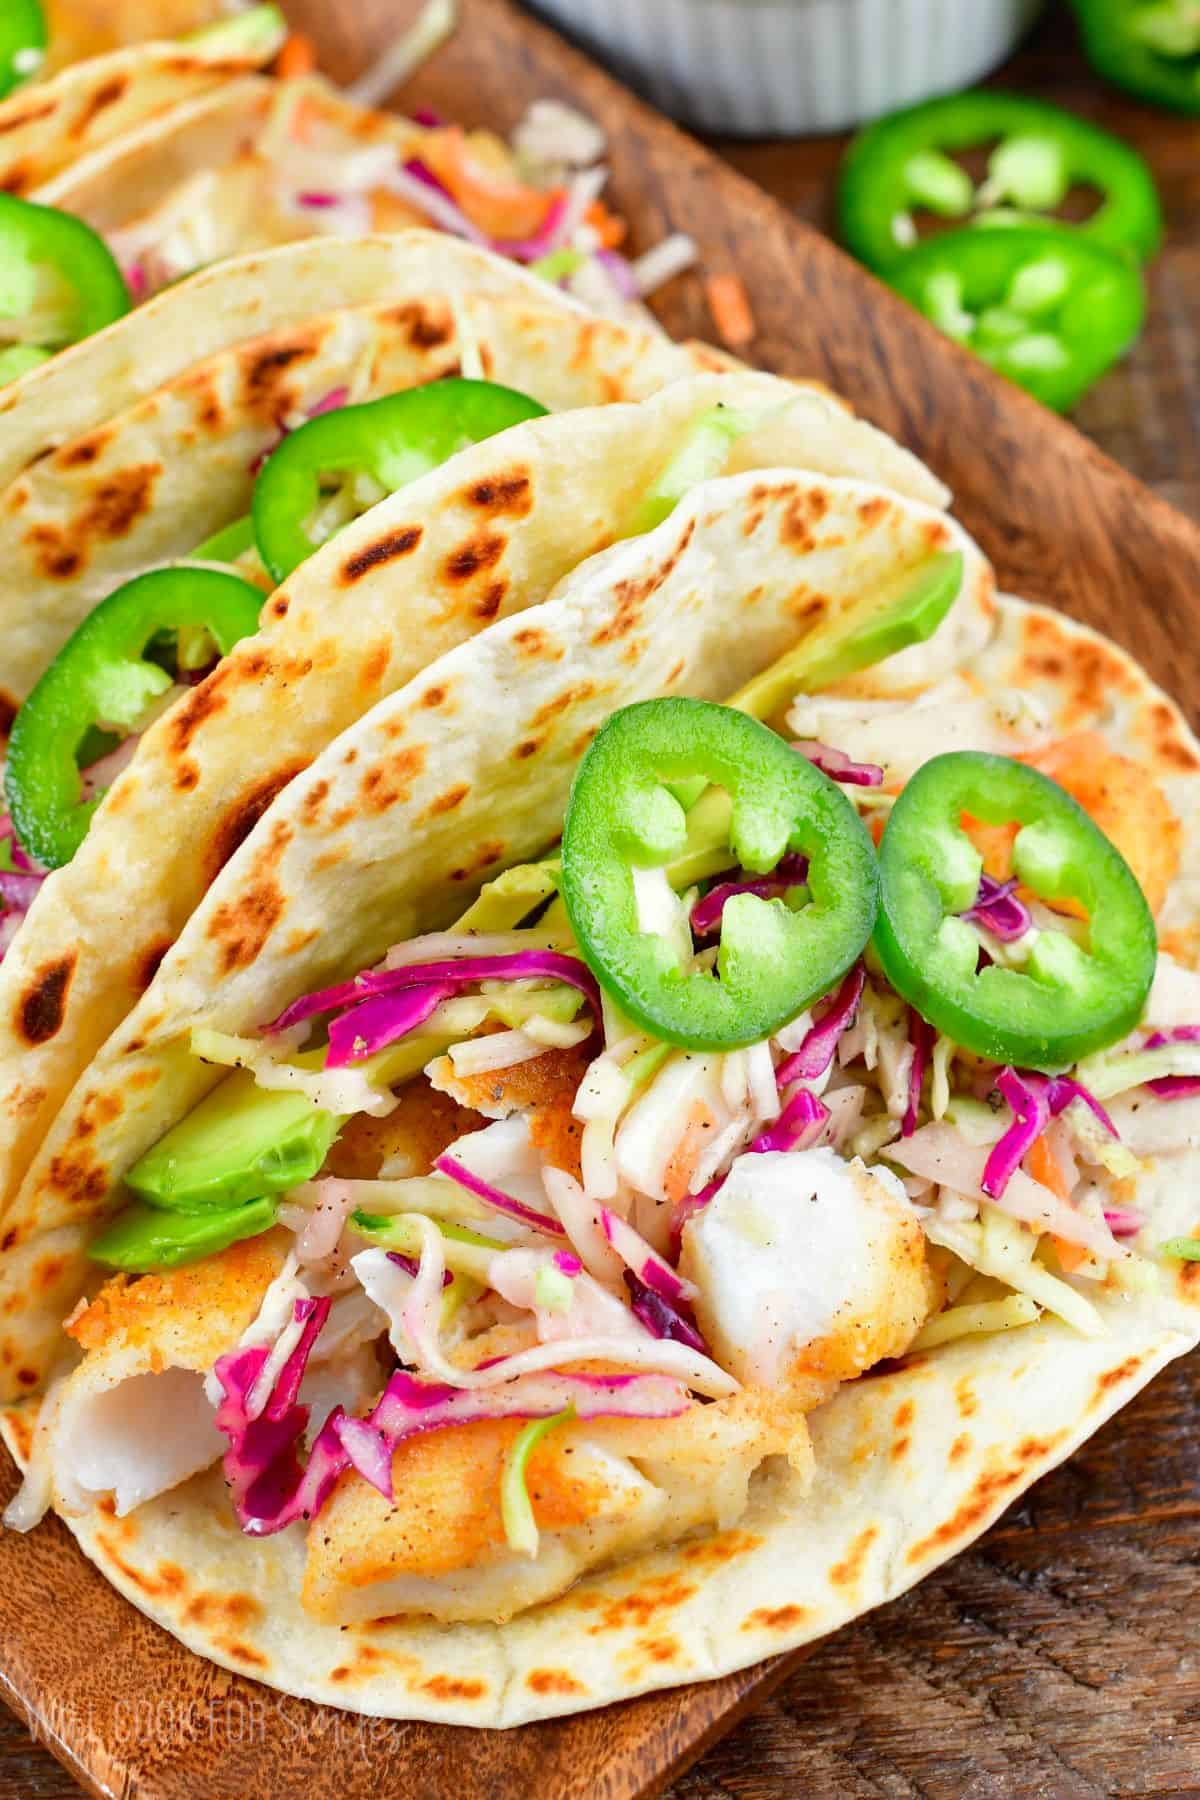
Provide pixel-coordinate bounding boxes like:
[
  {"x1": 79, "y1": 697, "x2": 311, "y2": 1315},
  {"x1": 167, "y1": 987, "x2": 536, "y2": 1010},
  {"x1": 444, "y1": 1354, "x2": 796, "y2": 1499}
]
[{"x1": 4, "y1": 1, "x2": 1200, "y2": 1795}]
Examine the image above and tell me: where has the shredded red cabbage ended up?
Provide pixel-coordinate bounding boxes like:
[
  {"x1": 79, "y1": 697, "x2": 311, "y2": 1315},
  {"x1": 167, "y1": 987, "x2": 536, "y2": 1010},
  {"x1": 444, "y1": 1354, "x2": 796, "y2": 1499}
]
[
  {"x1": 903, "y1": 1009, "x2": 935, "y2": 1138},
  {"x1": 690, "y1": 853, "x2": 808, "y2": 938},
  {"x1": 750, "y1": 1086, "x2": 829, "y2": 1154},
  {"x1": 622, "y1": 1270, "x2": 708, "y2": 1353},
  {"x1": 297, "y1": 191, "x2": 340, "y2": 207},
  {"x1": 776, "y1": 963, "x2": 865, "y2": 1087},
  {"x1": 553, "y1": 1249, "x2": 583, "y2": 1276},
  {"x1": 962, "y1": 874, "x2": 1032, "y2": 943},
  {"x1": 0, "y1": 869, "x2": 42, "y2": 912},
  {"x1": 434, "y1": 1152, "x2": 565, "y2": 1237},
  {"x1": 982, "y1": 1068, "x2": 1119, "y2": 1198},
  {"x1": 387, "y1": 1250, "x2": 452, "y2": 1287},
  {"x1": 336, "y1": 1368, "x2": 688, "y2": 1501},
  {"x1": 212, "y1": 1296, "x2": 340, "y2": 1535},
  {"x1": 265, "y1": 949, "x2": 601, "y2": 1063},
  {"x1": 0, "y1": 822, "x2": 46, "y2": 963},
  {"x1": 600, "y1": 1206, "x2": 689, "y2": 1303},
  {"x1": 1145, "y1": 1026, "x2": 1200, "y2": 1098},
  {"x1": 412, "y1": 107, "x2": 444, "y2": 127},
  {"x1": 792, "y1": 740, "x2": 884, "y2": 787},
  {"x1": 1104, "y1": 1206, "x2": 1145, "y2": 1238},
  {"x1": 325, "y1": 980, "x2": 453, "y2": 1068}
]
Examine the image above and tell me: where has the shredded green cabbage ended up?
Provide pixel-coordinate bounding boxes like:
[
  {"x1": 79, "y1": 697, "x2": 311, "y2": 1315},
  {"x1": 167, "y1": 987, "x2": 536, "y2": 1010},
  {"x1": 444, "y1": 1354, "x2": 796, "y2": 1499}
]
[{"x1": 500, "y1": 1405, "x2": 576, "y2": 1556}]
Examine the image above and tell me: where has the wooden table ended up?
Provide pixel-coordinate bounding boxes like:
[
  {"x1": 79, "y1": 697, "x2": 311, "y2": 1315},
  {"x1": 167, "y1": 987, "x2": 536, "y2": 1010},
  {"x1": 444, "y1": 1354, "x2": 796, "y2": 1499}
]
[{"x1": 5, "y1": 5, "x2": 1200, "y2": 1796}]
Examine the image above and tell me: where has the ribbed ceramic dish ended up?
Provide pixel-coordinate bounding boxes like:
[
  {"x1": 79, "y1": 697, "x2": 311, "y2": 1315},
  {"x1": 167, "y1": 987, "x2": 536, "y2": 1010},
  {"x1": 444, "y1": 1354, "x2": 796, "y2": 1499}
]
[{"x1": 530, "y1": 0, "x2": 1044, "y2": 134}]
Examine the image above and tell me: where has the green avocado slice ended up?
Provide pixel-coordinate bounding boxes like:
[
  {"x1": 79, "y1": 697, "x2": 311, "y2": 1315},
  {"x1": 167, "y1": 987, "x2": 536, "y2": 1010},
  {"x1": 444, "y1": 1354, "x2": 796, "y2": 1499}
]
[
  {"x1": 90, "y1": 1196, "x2": 278, "y2": 1272},
  {"x1": 729, "y1": 548, "x2": 965, "y2": 724},
  {"x1": 126, "y1": 1070, "x2": 340, "y2": 1213}
]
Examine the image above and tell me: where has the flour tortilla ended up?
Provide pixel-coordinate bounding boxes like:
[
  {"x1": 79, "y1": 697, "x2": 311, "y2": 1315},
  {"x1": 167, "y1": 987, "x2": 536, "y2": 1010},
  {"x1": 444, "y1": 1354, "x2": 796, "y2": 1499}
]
[
  {"x1": 0, "y1": 27, "x2": 282, "y2": 196},
  {"x1": 0, "y1": 369, "x2": 955, "y2": 1244},
  {"x1": 33, "y1": 73, "x2": 428, "y2": 244},
  {"x1": 2, "y1": 584, "x2": 1198, "y2": 1725},
  {"x1": 0, "y1": 235, "x2": 748, "y2": 712},
  {"x1": 0, "y1": 454, "x2": 992, "y2": 1390},
  {"x1": 0, "y1": 230, "x2": 648, "y2": 491},
  {"x1": 42, "y1": 1, "x2": 253, "y2": 70}
]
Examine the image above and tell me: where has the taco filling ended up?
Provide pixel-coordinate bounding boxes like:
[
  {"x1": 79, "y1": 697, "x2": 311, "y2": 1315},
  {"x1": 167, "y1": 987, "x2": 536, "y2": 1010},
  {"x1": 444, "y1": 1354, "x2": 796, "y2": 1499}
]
[{"x1": 12, "y1": 627, "x2": 1195, "y2": 1631}]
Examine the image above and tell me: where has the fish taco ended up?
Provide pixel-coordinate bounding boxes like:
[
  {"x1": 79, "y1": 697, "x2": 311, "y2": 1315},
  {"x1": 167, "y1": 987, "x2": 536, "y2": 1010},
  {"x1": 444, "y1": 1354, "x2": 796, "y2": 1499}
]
[
  {"x1": 4, "y1": 451, "x2": 1194, "y2": 1725},
  {"x1": 0, "y1": 360, "x2": 959, "y2": 1256}
]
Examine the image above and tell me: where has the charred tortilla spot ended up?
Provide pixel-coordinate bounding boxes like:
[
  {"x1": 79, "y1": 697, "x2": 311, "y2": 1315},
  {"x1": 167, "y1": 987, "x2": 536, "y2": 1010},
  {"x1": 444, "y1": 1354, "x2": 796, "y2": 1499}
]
[
  {"x1": 417, "y1": 1676, "x2": 486, "y2": 1702},
  {"x1": 54, "y1": 431, "x2": 110, "y2": 470},
  {"x1": 26, "y1": 527, "x2": 82, "y2": 581},
  {"x1": 592, "y1": 522, "x2": 695, "y2": 646},
  {"x1": 949, "y1": 1433, "x2": 971, "y2": 1464},
  {"x1": 0, "y1": 97, "x2": 55, "y2": 134},
  {"x1": 360, "y1": 746, "x2": 426, "y2": 814},
  {"x1": 526, "y1": 1669, "x2": 585, "y2": 1696},
  {"x1": 464, "y1": 469, "x2": 533, "y2": 517},
  {"x1": 857, "y1": 495, "x2": 889, "y2": 527},
  {"x1": 361, "y1": 641, "x2": 392, "y2": 690},
  {"x1": 532, "y1": 682, "x2": 595, "y2": 728},
  {"x1": 70, "y1": 73, "x2": 129, "y2": 136},
  {"x1": 299, "y1": 779, "x2": 330, "y2": 826},
  {"x1": 425, "y1": 782, "x2": 470, "y2": 816},
  {"x1": 340, "y1": 526, "x2": 423, "y2": 583},
  {"x1": 829, "y1": 1525, "x2": 878, "y2": 1589},
  {"x1": 395, "y1": 299, "x2": 453, "y2": 349},
  {"x1": 743, "y1": 1604, "x2": 808, "y2": 1631},
  {"x1": 168, "y1": 670, "x2": 229, "y2": 757},
  {"x1": 955, "y1": 1376, "x2": 978, "y2": 1418},
  {"x1": 18, "y1": 955, "x2": 75, "y2": 1044},
  {"x1": 514, "y1": 737, "x2": 542, "y2": 760},
  {"x1": 1093, "y1": 1352, "x2": 1145, "y2": 1399},
  {"x1": 780, "y1": 488, "x2": 834, "y2": 553},
  {"x1": 586, "y1": 1573, "x2": 696, "y2": 1634},
  {"x1": 220, "y1": 1640, "x2": 269, "y2": 1670},
  {"x1": 474, "y1": 579, "x2": 507, "y2": 620},
  {"x1": 15, "y1": 1367, "x2": 38, "y2": 1388},
  {"x1": 270, "y1": 594, "x2": 289, "y2": 618},
  {"x1": 444, "y1": 531, "x2": 505, "y2": 584},
  {"x1": 206, "y1": 761, "x2": 308, "y2": 882},
  {"x1": 420, "y1": 684, "x2": 448, "y2": 709},
  {"x1": 0, "y1": 1229, "x2": 14, "y2": 1252},
  {"x1": 83, "y1": 464, "x2": 161, "y2": 542},
  {"x1": 239, "y1": 339, "x2": 315, "y2": 414},
  {"x1": 46, "y1": 1149, "x2": 106, "y2": 1208},
  {"x1": 210, "y1": 882, "x2": 285, "y2": 973},
  {"x1": 907, "y1": 1433, "x2": 1067, "y2": 1564}
]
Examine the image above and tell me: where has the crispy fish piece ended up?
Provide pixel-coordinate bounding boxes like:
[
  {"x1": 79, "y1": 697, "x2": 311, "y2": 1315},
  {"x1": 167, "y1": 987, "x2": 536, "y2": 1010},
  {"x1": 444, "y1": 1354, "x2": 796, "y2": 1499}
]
[
  {"x1": 302, "y1": 1392, "x2": 808, "y2": 1626},
  {"x1": 679, "y1": 1148, "x2": 935, "y2": 1395},
  {"x1": 51, "y1": 1231, "x2": 288, "y2": 1518}
]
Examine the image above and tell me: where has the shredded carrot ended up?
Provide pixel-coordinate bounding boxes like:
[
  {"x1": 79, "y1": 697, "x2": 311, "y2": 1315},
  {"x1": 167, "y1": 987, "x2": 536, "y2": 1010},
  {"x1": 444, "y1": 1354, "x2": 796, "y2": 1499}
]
[
  {"x1": 420, "y1": 127, "x2": 557, "y2": 239},
  {"x1": 705, "y1": 274, "x2": 755, "y2": 349},
  {"x1": 584, "y1": 200, "x2": 626, "y2": 250},
  {"x1": 663, "y1": 1103, "x2": 716, "y2": 1208},
  {"x1": 1051, "y1": 1234, "x2": 1088, "y2": 1274},
  {"x1": 1027, "y1": 1135, "x2": 1070, "y2": 1201},
  {"x1": 276, "y1": 33, "x2": 317, "y2": 80}
]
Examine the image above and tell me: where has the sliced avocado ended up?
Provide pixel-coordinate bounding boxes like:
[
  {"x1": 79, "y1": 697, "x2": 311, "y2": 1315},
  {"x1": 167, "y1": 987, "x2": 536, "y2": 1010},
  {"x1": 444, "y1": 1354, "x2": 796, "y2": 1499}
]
[
  {"x1": 127, "y1": 1069, "x2": 340, "y2": 1213},
  {"x1": 730, "y1": 549, "x2": 965, "y2": 724},
  {"x1": 183, "y1": 4, "x2": 287, "y2": 58},
  {"x1": 90, "y1": 1196, "x2": 277, "y2": 1272},
  {"x1": 452, "y1": 858, "x2": 561, "y2": 933}
]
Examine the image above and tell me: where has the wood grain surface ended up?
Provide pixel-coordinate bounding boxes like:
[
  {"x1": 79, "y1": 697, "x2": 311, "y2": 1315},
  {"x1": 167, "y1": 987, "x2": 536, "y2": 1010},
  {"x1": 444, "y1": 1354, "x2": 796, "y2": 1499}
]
[{"x1": 4, "y1": 2, "x2": 1200, "y2": 1796}]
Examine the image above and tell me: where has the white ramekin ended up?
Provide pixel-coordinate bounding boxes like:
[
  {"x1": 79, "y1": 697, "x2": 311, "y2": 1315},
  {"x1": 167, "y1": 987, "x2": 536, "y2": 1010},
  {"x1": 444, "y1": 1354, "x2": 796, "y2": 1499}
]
[{"x1": 529, "y1": 0, "x2": 1045, "y2": 137}]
